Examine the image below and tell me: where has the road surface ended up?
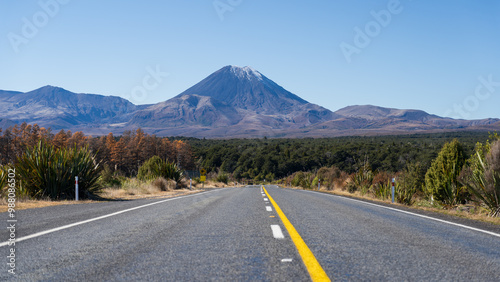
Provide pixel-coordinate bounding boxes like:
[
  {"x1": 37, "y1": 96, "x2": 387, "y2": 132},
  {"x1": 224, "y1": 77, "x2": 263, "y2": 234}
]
[{"x1": 1, "y1": 186, "x2": 500, "y2": 281}]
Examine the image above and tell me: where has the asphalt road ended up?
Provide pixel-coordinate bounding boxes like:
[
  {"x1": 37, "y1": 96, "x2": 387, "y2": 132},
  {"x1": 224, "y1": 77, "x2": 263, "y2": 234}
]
[{"x1": 1, "y1": 186, "x2": 500, "y2": 281}]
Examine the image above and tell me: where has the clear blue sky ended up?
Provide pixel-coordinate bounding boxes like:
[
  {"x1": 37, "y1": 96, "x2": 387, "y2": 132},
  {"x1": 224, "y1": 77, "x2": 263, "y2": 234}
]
[{"x1": 1, "y1": 0, "x2": 499, "y2": 119}]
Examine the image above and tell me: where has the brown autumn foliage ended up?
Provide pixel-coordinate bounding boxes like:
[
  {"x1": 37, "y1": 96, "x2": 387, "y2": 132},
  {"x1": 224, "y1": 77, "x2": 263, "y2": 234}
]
[{"x1": 0, "y1": 123, "x2": 195, "y2": 176}]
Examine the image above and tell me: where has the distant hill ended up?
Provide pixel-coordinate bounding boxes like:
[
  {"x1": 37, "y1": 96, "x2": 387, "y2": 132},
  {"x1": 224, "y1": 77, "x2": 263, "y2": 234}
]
[
  {"x1": 301, "y1": 105, "x2": 500, "y2": 137},
  {"x1": 0, "y1": 66, "x2": 499, "y2": 137},
  {"x1": 0, "y1": 85, "x2": 146, "y2": 130}
]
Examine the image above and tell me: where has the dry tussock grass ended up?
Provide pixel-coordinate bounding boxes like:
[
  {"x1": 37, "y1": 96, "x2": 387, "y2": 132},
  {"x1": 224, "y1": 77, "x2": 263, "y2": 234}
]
[
  {"x1": 189, "y1": 179, "x2": 240, "y2": 188},
  {"x1": 98, "y1": 177, "x2": 196, "y2": 200}
]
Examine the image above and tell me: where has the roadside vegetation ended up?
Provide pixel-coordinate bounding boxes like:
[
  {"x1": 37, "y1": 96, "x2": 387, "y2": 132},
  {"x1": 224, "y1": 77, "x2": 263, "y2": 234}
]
[
  {"x1": 1, "y1": 123, "x2": 499, "y2": 223},
  {"x1": 0, "y1": 123, "x2": 196, "y2": 203}
]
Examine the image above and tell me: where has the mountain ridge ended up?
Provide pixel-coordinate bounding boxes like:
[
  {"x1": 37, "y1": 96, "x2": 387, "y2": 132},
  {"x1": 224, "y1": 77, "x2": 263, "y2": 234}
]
[
  {"x1": 1, "y1": 66, "x2": 499, "y2": 137},
  {"x1": 0, "y1": 85, "x2": 146, "y2": 129}
]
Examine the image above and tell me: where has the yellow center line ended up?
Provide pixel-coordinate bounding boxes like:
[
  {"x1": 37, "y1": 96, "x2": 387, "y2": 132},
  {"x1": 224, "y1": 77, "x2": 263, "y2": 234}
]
[{"x1": 263, "y1": 186, "x2": 331, "y2": 282}]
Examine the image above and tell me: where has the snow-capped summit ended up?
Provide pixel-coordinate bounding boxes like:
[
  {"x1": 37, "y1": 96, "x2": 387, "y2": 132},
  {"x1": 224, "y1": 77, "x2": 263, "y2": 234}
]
[{"x1": 229, "y1": 65, "x2": 263, "y2": 81}]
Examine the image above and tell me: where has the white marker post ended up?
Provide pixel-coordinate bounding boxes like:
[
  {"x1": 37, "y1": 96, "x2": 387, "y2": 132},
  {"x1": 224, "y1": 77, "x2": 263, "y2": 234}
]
[
  {"x1": 391, "y1": 178, "x2": 395, "y2": 203},
  {"x1": 190, "y1": 178, "x2": 192, "y2": 190},
  {"x1": 318, "y1": 179, "x2": 321, "y2": 191},
  {"x1": 75, "y1": 176, "x2": 79, "y2": 201}
]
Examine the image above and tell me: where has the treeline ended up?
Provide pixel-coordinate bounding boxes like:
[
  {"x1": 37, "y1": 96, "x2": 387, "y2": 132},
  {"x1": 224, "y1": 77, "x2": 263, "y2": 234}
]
[
  {"x1": 0, "y1": 122, "x2": 195, "y2": 176},
  {"x1": 189, "y1": 132, "x2": 490, "y2": 181}
]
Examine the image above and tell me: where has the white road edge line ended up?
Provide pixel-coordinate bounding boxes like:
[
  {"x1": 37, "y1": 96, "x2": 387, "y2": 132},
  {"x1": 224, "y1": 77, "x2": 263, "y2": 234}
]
[
  {"x1": 301, "y1": 189, "x2": 500, "y2": 238},
  {"x1": 266, "y1": 206, "x2": 273, "y2": 212},
  {"x1": 271, "y1": 225, "x2": 285, "y2": 239},
  {"x1": 0, "y1": 189, "x2": 222, "y2": 247}
]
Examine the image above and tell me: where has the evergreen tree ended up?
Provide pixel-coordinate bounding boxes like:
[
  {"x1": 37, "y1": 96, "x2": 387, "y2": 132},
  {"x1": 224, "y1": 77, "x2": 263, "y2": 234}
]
[{"x1": 425, "y1": 139, "x2": 466, "y2": 206}]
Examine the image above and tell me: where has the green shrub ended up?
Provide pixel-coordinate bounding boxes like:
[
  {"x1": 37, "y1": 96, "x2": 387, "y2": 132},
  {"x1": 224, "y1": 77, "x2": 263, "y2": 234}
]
[
  {"x1": 401, "y1": 162, "x2": 425, "y2": 195},
  {"x1": 460, "y1": 140, "x2": 500, "y2": 217},
  {"x1": 216, "y1": 171, "x2": 229, "y2": 184},
  {"x1": 352, "y1": 163, "x2": 373, "y2": 195},
  {"x1": 0, "y1": 164, "x2": 31, "y2": 199},
  {"x1": 425, "y1": 139, "x2": 467, "y2": 206},
  {"x1": 312, "y1": 176, "x2": 319, "y2": 188},
  {"x1": 291, "y1": 171, "x2": 311, "y2": 189},
  {"x1": 346, "y1": 180, "x2": 357, "y2": 193},
  {"x1": 97, "y1": 164, "x2": 123, "y2": 187},
  {"x1": 265, "y1": 172, "x2": 275, "y2": 182},
  {"x1": 0, "y1": 165, "x2": 7, "y2": 192},
  {"x1": 15, "y1": 141, "x2": 100, "y2": 199},
  {"x1": 137, "y1": 156, "x2": 183, "y2": 183},
  {"x1": 0, "y1": 165, "x2": 11, "y2": 198},
  {"x1": 395, "y1": 181, "x2": 416, "y2": 205},
  {"x1": 393, "y1": 163, "x2": 422, "y2": 205},
  {"x1": 375, "y1": 179, "x2": 391, "y2": 200}
]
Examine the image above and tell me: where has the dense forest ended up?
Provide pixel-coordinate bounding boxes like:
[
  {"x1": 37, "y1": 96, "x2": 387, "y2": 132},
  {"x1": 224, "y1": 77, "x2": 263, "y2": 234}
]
[{"x1": 188, "y1": 132, "x2": 490, "y2": 181}]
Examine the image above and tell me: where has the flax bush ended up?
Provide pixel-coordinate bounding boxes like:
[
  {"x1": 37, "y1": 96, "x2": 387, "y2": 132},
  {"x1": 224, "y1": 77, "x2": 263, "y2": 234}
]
[
  {"x1": 15, "y1": 141, "x2": 100, "y2": 199},
  {"x1": 0, "y1": 165, "x2": 7, "y2": 192},
  {"x1": 137, "y1": 156, "x2": 183, "y2": 183},
  {"x1": 460, "y1": 140, "x2": 500, "y2": 217},
  {"x1": 0, "y1": 165, "x2": 10, "y2": 198},
  {"x1": 351, "y1": 163, "x2": 373, "y2": 195}
]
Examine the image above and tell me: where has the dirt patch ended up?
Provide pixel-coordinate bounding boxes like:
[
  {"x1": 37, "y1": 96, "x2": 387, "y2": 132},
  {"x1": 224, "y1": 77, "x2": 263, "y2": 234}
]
[{"x1": 0, "y1": 199, "x2": 95, "y2": 213}]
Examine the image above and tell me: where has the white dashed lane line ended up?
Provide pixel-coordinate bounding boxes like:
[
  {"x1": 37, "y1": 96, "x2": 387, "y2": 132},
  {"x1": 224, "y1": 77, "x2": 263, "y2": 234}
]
[
  {"x1": 271, "y1": 225, "x2": 285, "y2": 239},
  {"x1": 262, "y1": 189, "x2": 284, "y2": 241}
]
